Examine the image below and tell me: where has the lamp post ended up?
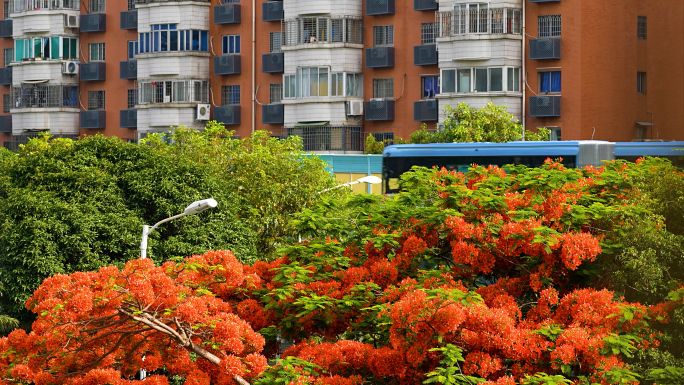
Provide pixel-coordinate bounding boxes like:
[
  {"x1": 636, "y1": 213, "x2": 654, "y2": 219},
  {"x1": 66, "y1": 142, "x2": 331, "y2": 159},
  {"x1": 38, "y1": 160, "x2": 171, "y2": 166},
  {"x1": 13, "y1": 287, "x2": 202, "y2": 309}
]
[
  {"x1": 139, "y1": 198, "x2": 218, "y2": 259},
  {"x1": 318, "y1": 175, "x2": 382, "y2": 194}
]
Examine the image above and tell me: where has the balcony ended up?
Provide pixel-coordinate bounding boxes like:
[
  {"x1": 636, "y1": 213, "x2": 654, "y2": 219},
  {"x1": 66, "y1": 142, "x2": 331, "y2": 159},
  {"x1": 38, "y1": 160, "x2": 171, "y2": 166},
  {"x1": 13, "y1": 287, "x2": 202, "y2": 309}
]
[
  {"x1": 12, "y1": 84, "x2": 79, "y2": 108},
  {"x1": 414, "y1": 100, "x2": 438, "y2": 121},
  {"x1": 215, "y1": 105, "x2": 241, "y2": 125},
  {"x1": 262, "y1": 1, "x2": 283, "y2": 22},
  {"x1": 120, "y1": 61, "x2": 137, "y2": 80},
  {"x1": 0, "y1": 20, "x2": 12, "y2": 38},
  {"x1": 529, "y1": 95, "x2": 561, "y2": 117},
  {"x1": 80, "y1": 13, "x2": 106, "y2": 32},
  {"x1": 529, "y1": 38, "x2": 561, "y2": 60},
  {"x1": 214, "y1": 3, "x2": 240, "y2": 24},
  {"x1": 413, "y1": 45, "x2": 437, "y2": 66},
  {"x1": 437, "y1": 8, "x2": 522, "y2": 37},
  {"x1": 282, "y1": 16, "x2": 363, "y2": 46},
  {"x1": 262, "y1": 104, "x2": 283, "y2": 124},
  {"x1": 0, "y1": 116, "x2": 11, "y2": 133},
  {"x1": 9, "y1": 0, "x2": 79, "y2": 13},
  {"x1": 414, "y1": 0, "x2": 437, "y2": 11},
  {"x1": 80, "y1": 62, "x2": 106, "y2": 81},
  {"x1": 81, "y1": 110, "x2": 106, "y2": 129},
  {"x1": 120, "y1": 109, "x2": 137, "y2": 128},
  {"x1": 0, "y1": 68, "x2": 11, "y2": 85},
  {"x1": 365, "y1": 100, "x2": 394, "y2": 121},
  {"x1": 286, "y1": 126, "x2": 364, "y2": 152},
  {"x1": 366, "y1": 0, "x2": 394, "y2": 15},
  {"x1": 120, "y1": 10, "x2": 138, "y2": 30},
  {"x1": 262, "y1": 52, "x2": 283, "y2": 73},
  {"x1": 214, "y1": 55, "x2": 241, "y2": 75},
  {"x1": 365, "y1": 47, "x2": 394, "y2": 68}
]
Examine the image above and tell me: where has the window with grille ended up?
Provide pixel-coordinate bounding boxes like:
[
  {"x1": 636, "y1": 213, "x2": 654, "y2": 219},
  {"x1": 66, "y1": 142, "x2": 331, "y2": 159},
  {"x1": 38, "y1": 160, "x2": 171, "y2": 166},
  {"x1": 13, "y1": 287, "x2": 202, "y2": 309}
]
[
  {"x1": 538, "y1": 15, "x2": 561, "y2": 37},
  {"x1": 453, "y1": 3, "x2": 489, "y2": 34},
  {"x1": 3, "y1": 48, "x2": 12, "y2": 67},
  {"x1": 539, "y1": 71, "x2": 561, "y2": 93},
  {"x1": 270, "y1": 83, "x2": 282, "y2": 104},
  {"x1": 637, "y1": 72, "x2": 646, "y2": 94},
  {"x1": 89, "y1": 0, "x2": 105, "y2": 13},
  {"x1": 127, "y1": 0, "x2": 135, "y2": 11},
  {"x1": 373, "y1": 78, "x2": 394, "y2": 99},
  {"x1": 3, "y1": 1, "x2": 8, "y2": 19},
  {"x1": 270, "y1": 32, "x2": 282, "y2": 53},
  {"x1": 421, "y1": 23, "x2": 437, "y2": 45},
  {"x1": 373, "y1": 25, "x2": 394, "y2": 47},
  {"x1": 128, "y1": 41, "x2": 138, "y2": 60},
  {"x1": 127, "y1": 89, "x2": 137, "y2": 109},
  {"x1": 3, "y1": 94, "x2": 9, "y2": 113},
  {"x1": 637, "y1": 16, "x2": 647, "y2": 39},
  {"x1": 89, "y1": 43, "x2": 105, "y2": 61},
  {"x1": 222, "y1": 35, "x2": 240, "y2": 54},
  {"x1": 283, "y1": 16, "x2": 362, "y2": 45},
  {"x1": 88, "y1": 91, "x2": 105, "y2": 110},
  {"x1": 548, "y1": 128, "x2": 561, "y2": 141},
  {"x1": 440, "y1": 67, "x2": 520, "y2": 93},
  {"x1": 221, "y1": 85, "x2": 240, "y2": 105}
]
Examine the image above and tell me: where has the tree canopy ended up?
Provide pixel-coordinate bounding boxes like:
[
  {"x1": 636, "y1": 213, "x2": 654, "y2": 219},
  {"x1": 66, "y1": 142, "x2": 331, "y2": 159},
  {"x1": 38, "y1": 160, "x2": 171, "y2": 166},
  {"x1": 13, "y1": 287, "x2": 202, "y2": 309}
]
[{"x1": 2, "y1": 157, "x2": 683, "y2": 384}]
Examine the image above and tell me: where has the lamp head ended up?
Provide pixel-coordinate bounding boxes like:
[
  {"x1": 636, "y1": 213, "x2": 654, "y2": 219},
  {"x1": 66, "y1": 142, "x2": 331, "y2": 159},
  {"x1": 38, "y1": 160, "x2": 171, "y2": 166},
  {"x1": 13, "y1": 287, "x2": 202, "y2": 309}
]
[
  {"x1": 355, "y1": 175, "x2": 382, "y2": 184},
  {"x1": 183, "y1": 198, "x2": 218, "y2": 215}
]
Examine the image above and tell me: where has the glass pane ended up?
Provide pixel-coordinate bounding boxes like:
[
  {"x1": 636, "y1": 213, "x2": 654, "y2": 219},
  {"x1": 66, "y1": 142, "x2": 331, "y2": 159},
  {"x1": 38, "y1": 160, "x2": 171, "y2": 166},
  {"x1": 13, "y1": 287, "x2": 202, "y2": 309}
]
[
  {"x1": 15, "y1": 40, "x2": 23, "y2": 61},
  {"x1": 70, "y1": 39, "x2": 77, "y2": 59},
  {"x1": 192, "y1": 30, "x2": 199, "y2": 51},
  {"x1": 319, "y1": 68, "x2": 328, "y2": 96},
  {"x1": 235, "y1": 36, "x2": 240, "y2": 53},
  {"x1": 310, "y1": 67, "x2": 318, "y2": 97},
  {"x1": 442, "y1": 70, "x2": 455, "y2": 93},
  {"x1": 170, "y1": 31, "x2": 178, "y2": 51},
  {"x1": 457, "y1": 69, "x2": 471, "y2": 92},
  {"x1": 475, "y1": 68, "x2": 487, "y2": 92},
  {"x1": 33, "y1": 38, "x2": 41, "y2": 58},
  {"x1": 489, "y1": 68, "x2": 503, "y2": 91},
  {"x1": 200, "y1": 31, "x2": 208, "y2": 51},
  {"x1": 51, "y1": 37, "x2": 59, "y2": 59},
  {"x1": 161, "y1": 31, "x2": 167, "y2": 51}
]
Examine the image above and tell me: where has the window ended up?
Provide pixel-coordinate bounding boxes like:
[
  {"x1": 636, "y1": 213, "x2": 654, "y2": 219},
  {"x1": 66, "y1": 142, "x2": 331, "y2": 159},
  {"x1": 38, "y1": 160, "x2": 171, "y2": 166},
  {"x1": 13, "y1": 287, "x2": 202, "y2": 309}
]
[
  {"x1": 283, "y1": 16, "x2": 363, "y2": 45},
  {"x1": 127, "y1": 41, "x2": 138, "y2": 60},
  {"x1": 538, "y1": 15, "x2": 561, "y2": 37},
  {"x1": 539, "y1": 71, "x2": 561, "y2": 93},
  {"x1": 139, "y1": 25, "x2": 208, "y2": 54},
  {"x1": 373, "y1": 25, "x2": 394, "y2": 47},
  {"x1": 442, "y1": 6, "x2": 520, "y2": 36},
  {"x1": 373, "y1": 78, "x2": 394, "y2": 99},
  {"x1": 127, "y1": 0, "x2": 135, "y2": 11},
  {"x1": 440, "y1": 67, "x2": 520, "y2": 93},
  {"x1": 421, "y1": 22, "x2": 437, "y2": 45},
  {"x1": 454, "y1": 3, "x2": 489, "y2": 34},
  {"x1": 89, "y1": 43, "x2": 105, "y2": 61},
  {"x1": 3, "y1": 94, "x2": 9, "y2": 113},
  {"x1": 222, "y1": 35, "x2": 240, "y2": 54},
  {"x1": 88, "y1": 90, "x2": 105, "y2": 110},
  {"x1": 637, "y1": 16, "x2": 647, "y2": 39},
  {"x1": 221, "y1": 85, "x2": 240, "y2": 105},
  {"x1": 127, "y1": 89, "x2": 137, "y2": 109},
  {"x1": 89, "y1": 0, "x2": 105, "y2": 13},
  {"x1": 138, "y1": 80, "x2": 208, "y2": 104},
  {"x1": 3, "y1": 1, "x2": 8, "y2": 19},
  {"x1": 421, "y1": 76, "x2": 439, "y2": 98},
  {"x1": 269, "y1": 83, "x2": 282, "y2": 104},
  {"x1": 3, "y1": 48, "x2": 12, "y2": 66},
  {"x1": 283, "y1": 67, "x2": 329, "y2": 98},
  {"x1": 270, "y1": 32, "x2": 282, "y2": 53},
  {"x1": 637, "y1": 72, "x2": 646, "y2": 94},
  {"x1": 548, "y1": 127, "x2": 561, "y2": 141},
  {"x1": 14, "y1": 37, "x2": 69, "y2": 61}
]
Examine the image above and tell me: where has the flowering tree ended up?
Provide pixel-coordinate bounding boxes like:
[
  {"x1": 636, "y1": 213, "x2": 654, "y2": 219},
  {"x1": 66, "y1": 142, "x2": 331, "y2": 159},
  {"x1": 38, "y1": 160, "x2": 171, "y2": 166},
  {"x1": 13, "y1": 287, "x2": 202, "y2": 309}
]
[{"x1": 1, "y1": 158, "x2": 683, "y2": 384}]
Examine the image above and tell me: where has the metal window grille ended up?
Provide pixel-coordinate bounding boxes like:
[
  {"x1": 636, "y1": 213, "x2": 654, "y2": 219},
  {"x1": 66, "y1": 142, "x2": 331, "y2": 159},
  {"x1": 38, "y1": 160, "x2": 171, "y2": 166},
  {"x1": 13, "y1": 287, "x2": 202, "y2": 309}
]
[
  {"x1": 9, "y1": 0, "x2": 79, "y2": 12},
  {"x1": 89, "y1": 43, "x2": 105, "y2": 61},
  {"x1": 3, "y1": 1, "x2": 8, "y2": 19},
  {"x1": 12, "y1": 85, "x2": 79, "y2": 108},
  {"x1": 270, "y1": 32, "x2": 282, "y2": 53},
  {"x1": 373, "y1": 25, "x2": 394, "y2": 47},
  {"x1": 282, "y1": 16, "x2": 362, "y2": 45},
  {"x1": 270, "y1": 83, "x2": 282, "y2": 104},
  {"x1": 437, "y1": 8, "x2": 521, "y2": 37},
  {"x1": 127, "y1": 0, "x2": 135, "y2": 10},
  {"x1": 89, "y1": 0, "x2": 104, "y2": 13},
  {"x1": 637, "y1": 16, "x2": 646, "y2": 39},
  {"x1": 138, "y1": 80, "x2": 208, "y2": 104},
  {"x1": 221, "y1": 85, "x2": 240, "y2": 105},
  {"x1": 421, "y1": 22, "x2": 437, "y2": 45},
  {"x1": 538, "y1": 15, "x2": 561, "y2": 37},
  {"x1": 373, "y1": 78, "x2": 393, "y2": 99},
  {"x1": 3, "y1": 94, "x2": 9, "y2": 113},
  {"x1": 3, "y1": 48, "x2": 12, "y2": 67},
  {"x1": 127, "y1": 89, "x2": 137, "y2": 109},
  {"x1": 194, "y1": 81, "x2": 209, "y2": 102},
  {"x1": 88, "y1": 90, "x2": 105, "y2": 110},
  {"x1": 637, "y1": 72, "x2": 646, "y2": 94}
]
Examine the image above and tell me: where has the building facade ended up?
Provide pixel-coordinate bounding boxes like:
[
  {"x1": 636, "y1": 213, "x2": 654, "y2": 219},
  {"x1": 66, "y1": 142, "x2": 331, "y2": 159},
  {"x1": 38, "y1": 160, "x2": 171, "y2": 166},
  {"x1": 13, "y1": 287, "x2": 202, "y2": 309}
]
[{"x1": 0, "y1": 0, "x2": 681, "y2": 151}]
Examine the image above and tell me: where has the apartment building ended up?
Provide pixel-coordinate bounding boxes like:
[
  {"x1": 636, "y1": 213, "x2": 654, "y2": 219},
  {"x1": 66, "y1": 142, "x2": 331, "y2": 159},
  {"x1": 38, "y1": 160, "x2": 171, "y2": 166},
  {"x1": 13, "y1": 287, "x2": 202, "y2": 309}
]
[{"x1": 0, "y1": 0, "x2": 681, "y2": 152}]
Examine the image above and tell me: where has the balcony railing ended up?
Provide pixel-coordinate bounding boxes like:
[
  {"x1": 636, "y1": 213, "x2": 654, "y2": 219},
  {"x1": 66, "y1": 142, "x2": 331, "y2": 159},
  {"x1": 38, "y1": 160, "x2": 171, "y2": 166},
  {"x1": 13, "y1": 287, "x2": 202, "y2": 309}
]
[
  {"x1": 282, "y1": 16, "x2": 363, "y2": 46},
  {"x1": 529, "y1": 38, "x2": 561, "y2": 60},
  {"x1": 0, "y1": 68, "x2": 11, "y2": 85},
  {"x1": 0, "y1": 20, "x2": 12, "y2": 38},
  {"x1": 437, "y1": 8, "x2": 522, "y2": 37},
  {"x1": 11, "y1": 84, "x2": 79, "y2": 108},
  {"x1": 413, "y1": 44, "x2": 437, "y2": 66},
  {"x1": 365, "y1": 47, "x2": 395, "y2": 68},
  {"x1": 120, "y1": 10, "x2": 138, "y2": 30},
  {"x1": 365, "y1": 100, "x2": 395, "y2": 121},
  {"x1": 262, "y1": 104, "x2": 283, "y2": 124},
  {"x1": 262, "y1": 1, "x2": 283, "y2": 22},
  {"x1": 120, "y1": 109, "x2": 137, "y2": 128},
  {"x1": 120, "y1": 60, "x2": 137, "y2": 79},
  {"x1": 0, "y1": 116, "x2": 11, "y2": 133},
  {"x1": 414, "y1": 99, "x2": 438, "y2": 121},
  {"x1": 262, "y1": 52, "x2": 283, "y2": 73},
  {"x1": 215, "y1": 105, "x2": 241, "y2": 125},
  {"x1": 9, "y1": 0, "x2": 78, "y2": 13},
  {"x1": 81, "y1": 110, "x2": 105, "y2": 129},
  {"x1": 529, "y1": 95, "x2": 561, "y2": 117},
  {"x1": 285, "y1": 126, "x2": 364, "y2": 152}
]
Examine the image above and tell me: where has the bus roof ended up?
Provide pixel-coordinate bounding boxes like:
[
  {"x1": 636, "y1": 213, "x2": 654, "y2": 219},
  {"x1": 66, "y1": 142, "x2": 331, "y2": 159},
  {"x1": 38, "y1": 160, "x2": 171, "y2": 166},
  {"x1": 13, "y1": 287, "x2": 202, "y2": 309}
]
[
  {"x1": 614, "y1": 142, "x2": 684, "y2": 157},
  {"x1": 383, "y1": 141, "x2": 613, "y2": 158}
]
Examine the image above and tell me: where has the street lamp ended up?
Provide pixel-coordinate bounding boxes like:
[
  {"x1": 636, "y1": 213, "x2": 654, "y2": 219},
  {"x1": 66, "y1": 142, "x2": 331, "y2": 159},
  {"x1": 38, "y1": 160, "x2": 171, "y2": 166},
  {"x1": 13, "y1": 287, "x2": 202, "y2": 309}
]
[
  {"x1": 318, "y1": 175, "x2": 382, "y2": 193},
  {"x1": 139, "y1": 198, "x2": 218, "y2": 259}
]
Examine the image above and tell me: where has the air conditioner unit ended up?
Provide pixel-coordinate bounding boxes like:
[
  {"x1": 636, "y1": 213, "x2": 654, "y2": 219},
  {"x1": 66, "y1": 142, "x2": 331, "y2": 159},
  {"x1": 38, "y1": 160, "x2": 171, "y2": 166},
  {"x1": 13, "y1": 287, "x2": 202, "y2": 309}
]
[
  {"x1": 271, "y1": 53, "x2": 282, "y2": 64},
  {"x1": 196, "y1": 104, "x2": 210, "y2": 121},
  {"x1": 426, "y1": 99, "x2": 437, "y2": 109},
  {"x1": 267, "y1": 1, "x2": 281, "y2": 11},
  {"x1": 62, "y1": 61, "x2": 78, "y2": 75},
  {"x1": 371, "y1": 48, "x2": 386, "y2": 59},
  {"x1": 64, "y1": 14, "x2": 79, "y2": 28},
  {"x1": 346, "y1": 100, "x2": 363, "y2": 116},
  {"x1": 537, "y1": 97, "x2": 550, "y2": 107}
]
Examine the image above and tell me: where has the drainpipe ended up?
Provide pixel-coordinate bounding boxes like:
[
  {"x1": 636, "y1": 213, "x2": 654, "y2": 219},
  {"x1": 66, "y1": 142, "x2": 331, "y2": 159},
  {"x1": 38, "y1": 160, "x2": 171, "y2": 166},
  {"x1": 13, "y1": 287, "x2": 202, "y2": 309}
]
[
  {"x1": 252, "y1": 0, "x2": 256, "y2": 133},
  {"x1": 521, "y1": 1, "x2": 526, "y2": 139}
]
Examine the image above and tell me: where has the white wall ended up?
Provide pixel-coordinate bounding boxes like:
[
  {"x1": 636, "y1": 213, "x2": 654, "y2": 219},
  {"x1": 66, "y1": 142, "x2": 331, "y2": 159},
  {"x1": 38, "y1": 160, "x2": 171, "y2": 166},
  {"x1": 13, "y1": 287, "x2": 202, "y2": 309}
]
[
  {"x1": 283, "y1": 46, "x2": 362, "y2": 74},
  {"x1": 283, "y1": 100, "x2": 352, "y2": 125},
  {"x1": 438, "y1": 38, "x2": 522, "y2": 68},
  {"x1": 137, "y1": 3, "x2": 209, "y2": 33},
  {"x1": 136, "y1": 105, "x2": 205, "y2": 134},
  {"x1": 11, "y1": 60, "x2": 80, "y2": 84},
  {"x1": 11, "y1": 10, "x2": 80, "y2": 37},
  {"x1": 136, "y1": 53, "x2": 210, "y2": 78},
  {"x1": 284, "y1": 0, "x2": 361, "y2": 19},
  {"x1": 10, "y1": 108, "x2": 79, "y2": 135}
]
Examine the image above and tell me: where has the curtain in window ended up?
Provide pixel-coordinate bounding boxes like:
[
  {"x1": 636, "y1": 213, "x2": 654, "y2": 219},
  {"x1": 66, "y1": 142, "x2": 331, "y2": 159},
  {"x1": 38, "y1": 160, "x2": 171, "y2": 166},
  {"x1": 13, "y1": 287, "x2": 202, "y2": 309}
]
[
  {"x1": 423, "y1": 76, "x2": 439, "y2": 98},
  {"x1": 541, "y1": 71, "x2": 561, "y2": 92}
]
